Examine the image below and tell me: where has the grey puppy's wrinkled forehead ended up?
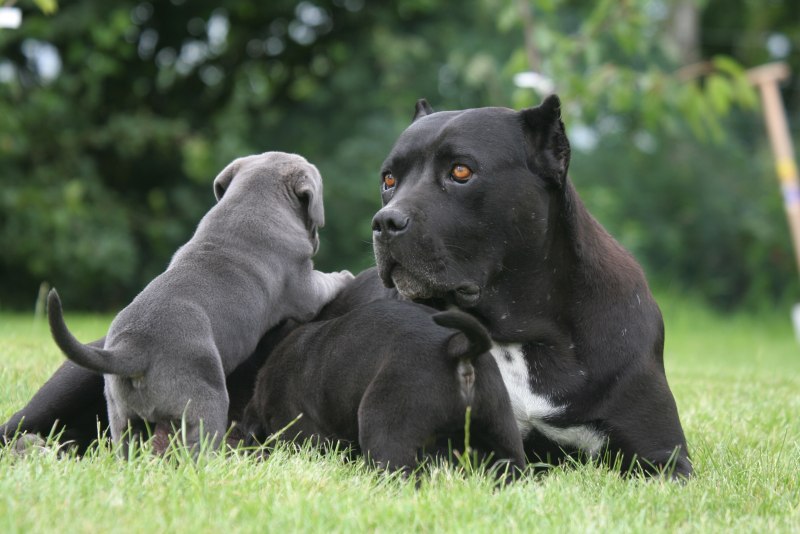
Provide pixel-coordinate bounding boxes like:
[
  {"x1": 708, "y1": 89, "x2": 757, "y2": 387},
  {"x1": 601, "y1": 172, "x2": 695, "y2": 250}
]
[
  {"x1": 237, "y1": 152, "x2": 319, "y2": 179},
  {"x1": 213, "y1": 151, "x2": 326, "y2": 235},
  {"x1": 213, "y1": 151, "x2": 321, "y2": 201}
]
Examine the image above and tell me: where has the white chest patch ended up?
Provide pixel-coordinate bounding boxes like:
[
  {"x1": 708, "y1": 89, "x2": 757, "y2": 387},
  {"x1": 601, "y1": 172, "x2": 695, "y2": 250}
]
[{"x1": 491, "y1": 343, "x2": 606, "y2": 457}]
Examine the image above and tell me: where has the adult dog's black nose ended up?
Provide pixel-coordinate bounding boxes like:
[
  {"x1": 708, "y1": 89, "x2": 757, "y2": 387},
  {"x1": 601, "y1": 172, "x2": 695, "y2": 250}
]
[{"x1": 372, "y1": 208, "x2": 410, "y2": 239}]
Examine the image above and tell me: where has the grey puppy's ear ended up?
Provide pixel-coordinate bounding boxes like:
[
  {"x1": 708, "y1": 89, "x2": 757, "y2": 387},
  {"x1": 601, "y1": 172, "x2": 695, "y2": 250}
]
[
  {"x1": 294, "y1": 171, "x2": 325, "y2": 229},
  {"x1": 213, "y1": 160, "x2": 239, "y2": 201},
  {"x1": 412, "y1": 98, "x2": 434, "y2": 122}
]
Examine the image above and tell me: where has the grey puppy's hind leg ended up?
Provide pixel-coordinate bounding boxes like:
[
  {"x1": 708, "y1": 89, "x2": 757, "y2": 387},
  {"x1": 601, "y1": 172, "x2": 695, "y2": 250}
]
[
  {"x1": 158, "y1": 357, "x2": 230, "y2": 454},
  {"x1": 179, "y1": 395, "x2": 230, "y2": 453},
  {"x1": 105, "y1": 392, "x2": 146, "y2": 458},
  {"x1": 104, "y1": 384, "x2": 126, "y2": 444}
]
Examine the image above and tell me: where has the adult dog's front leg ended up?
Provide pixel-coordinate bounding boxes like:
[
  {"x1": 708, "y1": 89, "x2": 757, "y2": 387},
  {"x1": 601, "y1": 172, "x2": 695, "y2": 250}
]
[
  {"x1": 603, "y1": 367, "x2": 692, "y2": 479},
  {"x1": 1, "y1": 356, "x2": 108, "y2": 452}
]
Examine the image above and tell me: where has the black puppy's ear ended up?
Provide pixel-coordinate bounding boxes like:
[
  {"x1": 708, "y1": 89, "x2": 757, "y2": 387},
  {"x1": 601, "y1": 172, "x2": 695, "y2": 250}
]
[
  {"x1": 213, "y1": 160, "x2": 239, "y2": 201},
  {"x1": 519, "y1": 94, "x2": 571, "y2": 188},
  {"x1": 412, "y1": 98, "x2": 434, "y2": 122},
  {"x1": 294, "y1": 169, "x2": 325, "y2": 230}
]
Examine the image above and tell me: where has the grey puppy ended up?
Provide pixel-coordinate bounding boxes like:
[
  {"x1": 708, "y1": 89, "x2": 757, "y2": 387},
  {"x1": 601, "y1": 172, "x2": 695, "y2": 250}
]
[{"x1": 47, "y1": 151, "x2": 353, "y2": 451}]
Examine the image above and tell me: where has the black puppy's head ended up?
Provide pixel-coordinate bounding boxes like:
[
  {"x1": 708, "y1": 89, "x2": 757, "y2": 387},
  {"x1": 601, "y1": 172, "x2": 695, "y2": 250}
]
[{"x1": 372, "y1": 95, "x2": 571, "y2": 308}]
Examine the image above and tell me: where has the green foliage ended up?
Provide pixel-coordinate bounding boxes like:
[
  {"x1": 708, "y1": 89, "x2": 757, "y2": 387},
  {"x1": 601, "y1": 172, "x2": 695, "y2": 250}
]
[
  {"x1": 0, "y1": 0, "x2": 518, "y2": 310},
  {"x1": 0, "y1": 0, "x2": 798, "y2": 310},
  {"x1": 496, "y1": 0, "x2": 758, "y2": 142},
  {"x1": 571, "y1": 118, "x2": 799, "y2": 309},
  {"x1": 28, "y1": 0, "x2": 58, "y2": 16}
]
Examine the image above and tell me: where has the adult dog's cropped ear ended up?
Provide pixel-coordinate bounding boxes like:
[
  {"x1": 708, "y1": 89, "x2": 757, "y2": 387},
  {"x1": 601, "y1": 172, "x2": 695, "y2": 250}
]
[
  {"x1": 213, "y1": 160, "x2": 240, "y2": 201},
  {"x1": 519, "y1": 94, "x2": 571, "y2": 188},
  {"x1": 294, "y1": 169, "x2": 325, "y2": 230},
  {"x1": 412, "y1": 98, "x2": 434, "y2": 122}
]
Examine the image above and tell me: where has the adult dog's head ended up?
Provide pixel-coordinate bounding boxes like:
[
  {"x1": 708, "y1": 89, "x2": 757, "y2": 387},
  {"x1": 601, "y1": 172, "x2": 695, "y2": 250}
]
[{"x1": 372, "y1": 95, "x2": 571, "y2": 309}]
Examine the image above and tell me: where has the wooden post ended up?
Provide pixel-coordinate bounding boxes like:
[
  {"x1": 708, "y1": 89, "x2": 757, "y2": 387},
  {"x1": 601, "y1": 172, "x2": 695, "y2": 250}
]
[
  {"x1": 748, "y1": 63, "x2": 800, "y2": 275},
  {"x1": 748, "y1": 62, "x2": 800, "y2": 340}
]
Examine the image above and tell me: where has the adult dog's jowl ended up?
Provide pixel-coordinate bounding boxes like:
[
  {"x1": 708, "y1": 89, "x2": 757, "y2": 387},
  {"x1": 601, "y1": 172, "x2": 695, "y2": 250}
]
[{"x1": 372, "y1": 95, "x2": 691, "y2": 477}]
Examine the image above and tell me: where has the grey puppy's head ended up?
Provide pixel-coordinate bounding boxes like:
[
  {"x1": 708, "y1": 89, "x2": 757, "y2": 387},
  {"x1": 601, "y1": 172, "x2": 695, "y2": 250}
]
[{"x1": 213, "y1": 151, "x2": 325, "y2": 253}]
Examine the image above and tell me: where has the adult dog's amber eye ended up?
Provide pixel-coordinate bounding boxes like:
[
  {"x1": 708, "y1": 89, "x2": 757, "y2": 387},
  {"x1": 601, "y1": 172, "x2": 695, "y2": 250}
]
[
  {"x1": 383, "y1": 173, "x2": 396, "y2": 189},
  {"x1": 451, "y1": 164, "x2": 473, "y2": 183}
]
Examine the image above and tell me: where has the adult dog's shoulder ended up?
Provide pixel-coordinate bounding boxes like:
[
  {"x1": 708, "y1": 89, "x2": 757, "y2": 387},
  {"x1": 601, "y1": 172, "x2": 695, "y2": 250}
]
[{"x1": 372, "y1": 95, "x2": 691, "y2": 478}]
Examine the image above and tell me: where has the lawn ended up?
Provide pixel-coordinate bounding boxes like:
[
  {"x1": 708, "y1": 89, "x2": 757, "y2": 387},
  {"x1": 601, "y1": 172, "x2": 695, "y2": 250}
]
[{"x1": 1, "y1": 294, "x2": 799, "y2": 533}]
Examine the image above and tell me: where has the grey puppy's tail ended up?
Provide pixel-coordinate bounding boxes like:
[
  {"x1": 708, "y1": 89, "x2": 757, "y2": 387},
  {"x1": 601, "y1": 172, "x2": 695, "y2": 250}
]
[
  {"x1": 47, "y1": 289, "x2": 144, "y2": 377},
  {"x1": 432, "y1": 310, "x2": 491, "y2": 361}
]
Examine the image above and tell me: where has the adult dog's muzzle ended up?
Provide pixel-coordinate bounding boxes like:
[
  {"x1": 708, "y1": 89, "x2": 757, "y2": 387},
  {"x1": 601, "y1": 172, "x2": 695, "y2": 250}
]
[{"x1": 371, "y1": 208, "x2": 410, "y2": 242}]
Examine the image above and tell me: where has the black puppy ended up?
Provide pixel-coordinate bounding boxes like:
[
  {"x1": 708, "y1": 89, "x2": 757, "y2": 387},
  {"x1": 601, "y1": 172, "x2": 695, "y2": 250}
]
[{"x1": 242, "y1": 299, "x2": 526, "y2": 475}]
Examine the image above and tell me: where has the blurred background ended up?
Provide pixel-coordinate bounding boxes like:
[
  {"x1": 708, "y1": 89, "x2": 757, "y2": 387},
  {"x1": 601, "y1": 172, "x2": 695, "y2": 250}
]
[{"x1": 0, "y1": 0, "x2": 798, "y2": 312}]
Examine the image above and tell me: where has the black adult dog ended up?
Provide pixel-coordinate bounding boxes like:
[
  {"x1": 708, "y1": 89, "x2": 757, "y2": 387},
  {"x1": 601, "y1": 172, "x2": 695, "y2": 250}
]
[
  {"x1": 242, "y1": 299, "x2": 526, "y2": 475},
  {"x1": 371, "y1": 95, "x2": 690, "y2": 477},
  {"x1": 2, "y1": 95, "x2": 690, "y2": 477}
]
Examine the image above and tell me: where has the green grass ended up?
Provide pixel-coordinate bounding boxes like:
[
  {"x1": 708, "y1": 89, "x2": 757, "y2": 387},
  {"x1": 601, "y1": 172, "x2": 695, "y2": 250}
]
[{"x1": 1, "y1": 296, "x2": 799, "y2": 533}]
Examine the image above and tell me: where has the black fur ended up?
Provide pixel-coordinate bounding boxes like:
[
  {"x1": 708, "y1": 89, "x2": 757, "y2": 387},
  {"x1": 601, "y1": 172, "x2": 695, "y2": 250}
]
[
  {"x1": 242, "y1": 300, "x2": 525, "y2": 475},
  {"x1": 371, "y1": 96, "x2": 691, "y2": 478}
]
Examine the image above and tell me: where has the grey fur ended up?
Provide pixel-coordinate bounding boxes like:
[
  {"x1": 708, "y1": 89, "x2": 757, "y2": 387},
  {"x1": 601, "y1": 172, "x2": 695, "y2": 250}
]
[{"x1": 48, "y1": 151, "x2": 353, "y2": 451}]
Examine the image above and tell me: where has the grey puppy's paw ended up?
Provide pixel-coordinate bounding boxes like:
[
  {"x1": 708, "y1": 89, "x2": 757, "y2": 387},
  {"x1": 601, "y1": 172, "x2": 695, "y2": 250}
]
[
  {"x1": 314, "y1": 269, "x2": 355, "y2": 297},
  {"x1": 328, "y1": 270, "x2": 356, "y2": 300},
  {"x1": 335, "y1": 270, "x2": 355, "y2": 285}
]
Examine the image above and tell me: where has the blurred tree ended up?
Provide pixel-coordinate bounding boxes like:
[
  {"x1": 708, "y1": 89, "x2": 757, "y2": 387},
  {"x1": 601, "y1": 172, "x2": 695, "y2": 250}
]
[
  {"x1": 0, "y1": 0, "x2": 798, "y2": 310},
  {"x1": 0, "y1": 0, "x2": 517, "y2": 309},
  {"x1": 492, "y1": 0, "x2": 758, "y2": 140}
]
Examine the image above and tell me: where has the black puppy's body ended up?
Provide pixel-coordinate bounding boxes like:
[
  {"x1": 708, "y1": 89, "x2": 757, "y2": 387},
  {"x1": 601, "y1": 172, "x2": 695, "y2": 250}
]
[
  {"x1": 242, "y1": 299, "x2": 526, "y2": 473},
  {"x1": 372, "y1": 96, "x2": 691, "y2": 477}
]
